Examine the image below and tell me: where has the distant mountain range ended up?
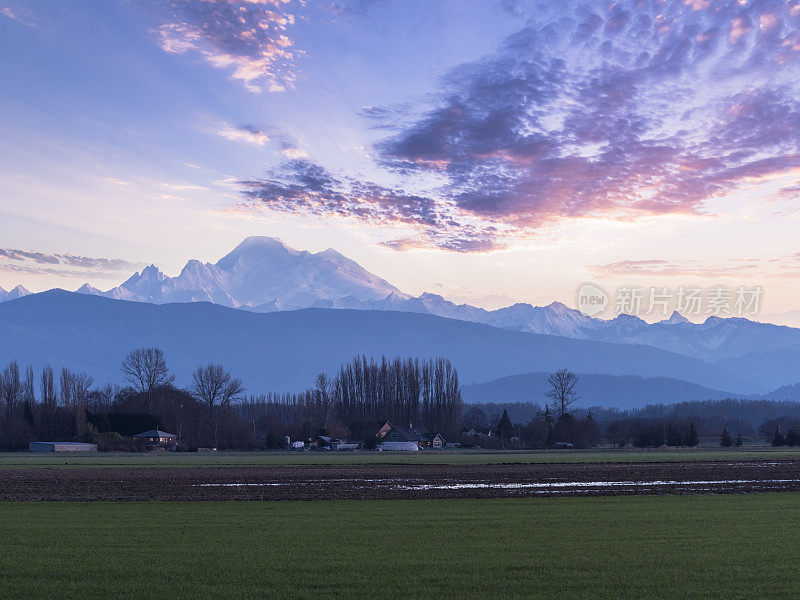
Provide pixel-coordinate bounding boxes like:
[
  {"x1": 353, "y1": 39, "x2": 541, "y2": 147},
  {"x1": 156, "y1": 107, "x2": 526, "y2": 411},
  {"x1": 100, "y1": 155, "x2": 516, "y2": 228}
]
[
  {"x1": 462, "y1": 373, "x2": 745, "y2": 410},
  {"x1": 0, "y1": 290, "x2": 787, "y2": 399},
  {"x1": 3, "y1": 236, "x2": 800, "y2": 365}
]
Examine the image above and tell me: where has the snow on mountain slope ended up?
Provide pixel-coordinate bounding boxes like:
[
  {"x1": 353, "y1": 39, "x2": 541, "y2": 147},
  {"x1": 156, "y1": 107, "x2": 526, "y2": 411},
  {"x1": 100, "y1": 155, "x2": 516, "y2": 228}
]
[
  {"x1": 5, "y1": 237, "x2": 800, "y2": 364},
  {"x1": 0, "y1": 285, "x2": 31, "y2": 302},
  {"x1": 78, "y1": 236, "x2": 404, "y2": 309}
]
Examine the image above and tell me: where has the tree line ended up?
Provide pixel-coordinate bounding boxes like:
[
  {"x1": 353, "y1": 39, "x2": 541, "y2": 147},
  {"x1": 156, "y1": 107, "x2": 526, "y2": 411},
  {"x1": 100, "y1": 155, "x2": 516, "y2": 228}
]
[
  {"x1": 464, "y1": 392, "x2": 800, "y2": 448},
  {"x1": 0, "y1": 349, "x2": 462, "y2": 450},
  {"x1": 5, "y1": 350, "x2": 800, "y2": 450}
]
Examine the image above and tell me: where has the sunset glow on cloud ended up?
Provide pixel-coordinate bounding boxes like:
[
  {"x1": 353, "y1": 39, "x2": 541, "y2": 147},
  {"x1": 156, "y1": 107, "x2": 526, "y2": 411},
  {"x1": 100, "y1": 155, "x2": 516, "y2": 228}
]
[{"x1": 1, "y1": 0, "x2": 800, "y2": 316}]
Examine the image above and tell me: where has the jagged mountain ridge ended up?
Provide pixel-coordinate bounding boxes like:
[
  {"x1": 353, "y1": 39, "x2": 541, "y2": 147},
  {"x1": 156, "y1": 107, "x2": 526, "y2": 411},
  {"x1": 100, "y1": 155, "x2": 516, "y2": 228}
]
[
  {"x1": 0, "y1": 290, "x2": 775, "y2": 395},
  {"x1": 3, "y1": 236, "x2": 800, "y2": 363},
  {"x1": 0, "y1": 285, "x2": 30, "y2": 302},
  {"x1": 323, "y1": 295, "x2": 800, "y2": 362}
]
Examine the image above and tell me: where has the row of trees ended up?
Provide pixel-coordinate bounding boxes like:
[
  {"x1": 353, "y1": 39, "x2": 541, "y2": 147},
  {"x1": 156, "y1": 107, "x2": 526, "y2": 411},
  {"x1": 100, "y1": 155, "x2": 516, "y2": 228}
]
[
  {"x1": 0, "y1": 349, "x2": 463, "y2": 450},
  {"x1": 7, "y1": 350, "x2": 800, "y2": 450},
  {"x1": 333, "y1": 356, "x2": 462, "y2": 436},
  {"x1": 771, "y1": 428, "x2": 800, "y2": 447},
  {"x1": 235, "y1": 355, "x2": 464, "y2": 447},
  {"x1": 0, "y1": 362, "x2": 102, "y2": 449}
]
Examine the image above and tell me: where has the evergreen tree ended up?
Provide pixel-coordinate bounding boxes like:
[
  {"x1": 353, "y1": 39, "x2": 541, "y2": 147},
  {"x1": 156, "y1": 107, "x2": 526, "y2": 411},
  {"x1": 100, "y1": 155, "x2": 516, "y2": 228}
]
[
  {"x1": 496, "y1": 409, "x2": 514, "y2": 441},
  {"x1": 666, "y1": 422, "x2": 682, "y2": 446},
  {"x1": 543, "y1": 405, "x2": 554, "y2": 425},
  {"x1": 686, "y1": 422, "x2": 699, "y2": 447},
  {"x1": 734, "y1": 433, "x2": 743, "y2": 447},
  {"x1": 786, "y1": 429, "x2": 799, "y2": 447},
  {"x1": 719, "y1": 427, "x2": 733, "y2": 447},
  {"x1": 772, "y1": 427, "x2": 785, "y2": 447}
]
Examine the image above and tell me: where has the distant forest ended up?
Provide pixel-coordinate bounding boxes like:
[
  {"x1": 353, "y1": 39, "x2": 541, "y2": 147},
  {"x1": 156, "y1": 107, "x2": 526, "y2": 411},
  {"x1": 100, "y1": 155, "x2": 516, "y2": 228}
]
[{"x1": 1, "y1": 348, "x2": 799, "y2": 450}]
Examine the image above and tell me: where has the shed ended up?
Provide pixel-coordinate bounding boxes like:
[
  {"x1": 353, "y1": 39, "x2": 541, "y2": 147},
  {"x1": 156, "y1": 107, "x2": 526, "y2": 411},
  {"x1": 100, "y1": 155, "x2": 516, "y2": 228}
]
[
  {"x1": 336, "y1": 442, "x2": 362, "y2": 451},
  {"x1": 29, "y1": 442, "x2": 98, "y2": 453}
]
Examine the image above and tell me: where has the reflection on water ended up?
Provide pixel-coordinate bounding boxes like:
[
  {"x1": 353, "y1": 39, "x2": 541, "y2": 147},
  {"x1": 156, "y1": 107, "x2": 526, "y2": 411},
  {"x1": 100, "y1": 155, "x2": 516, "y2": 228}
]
[{"x1": 196, "y1": 478, "x2": 800, "y2": 490}]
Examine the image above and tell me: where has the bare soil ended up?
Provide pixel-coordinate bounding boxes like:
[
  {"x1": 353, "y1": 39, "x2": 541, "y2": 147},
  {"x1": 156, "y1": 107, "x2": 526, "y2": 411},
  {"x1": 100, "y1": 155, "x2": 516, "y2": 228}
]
[{"x1": 3, "y1": 459, "x2": 800, "y2": 500}]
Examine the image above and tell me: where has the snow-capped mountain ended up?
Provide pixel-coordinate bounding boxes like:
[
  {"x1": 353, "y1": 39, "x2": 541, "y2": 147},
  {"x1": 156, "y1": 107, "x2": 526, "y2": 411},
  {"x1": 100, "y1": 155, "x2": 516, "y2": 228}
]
[
  {"x1": 76, "y1": 236, "x2": 404, "y2": 310},
  {"x1": 304, "y1": 292, "x2": 800, "y2": 362},
  {"x1": 0, "y1": 285, "x2": 31, "y2": 302},
  {"x1": 4, "y1": 236, "x2": 800, "y2": 364}
]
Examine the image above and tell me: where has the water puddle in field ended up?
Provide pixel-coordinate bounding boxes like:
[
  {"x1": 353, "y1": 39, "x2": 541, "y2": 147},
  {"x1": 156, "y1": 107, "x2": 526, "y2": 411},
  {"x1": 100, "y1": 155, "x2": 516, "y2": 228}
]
[
  {"x1": 197, "y1": 483, "x2": 285, "y2": 487},
  {"x1": 392, "y1": 479, "x2": 800, "y2": 491},
  {"x1": 195, "y1": 478, "x2": 800, "y2": 490},
  {"x1": 196, "y1": 478, "x2": 394, "y2": 487}
]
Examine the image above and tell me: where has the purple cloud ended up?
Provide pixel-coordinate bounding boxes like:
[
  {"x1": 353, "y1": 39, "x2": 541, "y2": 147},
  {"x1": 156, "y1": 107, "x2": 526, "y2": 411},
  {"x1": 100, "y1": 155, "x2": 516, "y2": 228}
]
[
  {"x1": 234, "y1": 0, "x2": 800, "y2": 251},
  {"x1": 145, "y1": 0, "x2": 301, "y2": 92},
  {"x1": 375, "y1": 0, "x2": 800, "y2": 238}
]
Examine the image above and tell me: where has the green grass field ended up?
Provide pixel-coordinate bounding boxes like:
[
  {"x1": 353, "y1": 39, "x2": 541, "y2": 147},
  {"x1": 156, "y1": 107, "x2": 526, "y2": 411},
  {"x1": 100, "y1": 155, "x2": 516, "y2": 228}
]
[
  {"x1": 2, "y1": 446, "x2": 800, "y2": 468},
  {"x1": 1, "y1": 494, "x2": 798, "y2": 599}
]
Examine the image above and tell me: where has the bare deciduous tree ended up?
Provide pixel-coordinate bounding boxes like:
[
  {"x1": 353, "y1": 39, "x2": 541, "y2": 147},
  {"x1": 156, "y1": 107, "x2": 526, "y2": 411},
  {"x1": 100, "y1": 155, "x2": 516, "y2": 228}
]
[
  {"x1": 120, "y1": 347, "x2": 175, "y2": 412},
  {"x1": 545, "y1": 369, "x2": 579, "y2": 417},
  {"x1": 191, "y1": 364, "x2": 245, "y2": 447}
]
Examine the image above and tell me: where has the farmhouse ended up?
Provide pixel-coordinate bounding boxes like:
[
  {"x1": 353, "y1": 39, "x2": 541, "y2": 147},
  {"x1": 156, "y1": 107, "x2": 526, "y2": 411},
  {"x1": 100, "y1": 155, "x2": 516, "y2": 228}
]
[
  {"x1": 383, "y1": 424, "x2": 445, "y2": 449},
  {"x1": 28, "y1": 442, "x2": 98, "y2": 452},
  {"x1": 133, "y1": 429, "x2": 177, "y2": 450}
]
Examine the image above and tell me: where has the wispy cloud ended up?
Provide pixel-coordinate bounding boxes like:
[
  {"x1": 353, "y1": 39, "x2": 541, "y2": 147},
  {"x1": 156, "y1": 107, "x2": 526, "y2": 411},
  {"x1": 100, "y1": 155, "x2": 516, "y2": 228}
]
[
  {"x1": 147, "y1": 0, "x2": 301, "y2": 92},
  {"x1": 279, "y1": 141, "x2": 307, "y2": 159},
  {"x1": 592, "y1": 253, "x2": 800, "y2": 279},
  {"x1": 218, "y1": 124, "x2": 270, "y2": 145},
  {"x1": 0, "y1": 249, "x2": 140, "y2": 275},
  {"x1": 0, "y1": 2, "x2": 36, "y2": 26},
  {"x1": 591, "y1": 259, "x2": 760, "y2": 279},
  {"x1": 237, "y1": 159, "x2": 507, "y2": 252}
]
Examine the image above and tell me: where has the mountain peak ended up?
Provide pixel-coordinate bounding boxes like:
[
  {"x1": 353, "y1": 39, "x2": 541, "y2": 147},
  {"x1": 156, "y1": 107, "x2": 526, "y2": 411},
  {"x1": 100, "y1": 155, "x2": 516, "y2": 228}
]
[
  {"x1": 545, "y1": 301, "x2": 575, "y2": 314},
  {"x1": 662, "y1": 310, "x2": 690, "y2": 325},
  {"x1": 76, "y1": 283, "x2": 102, "y2": 295},
  {"x1": 611, "y1": 313, "x2": 647, "y2": 326},
  {"x1": 91, "y1": 236, "x2": 402, "y2": 309},
  {"x1": 123, "y1": 264, "x2": 166, "y2": 287},
  {"x1": 234, "y1": 236, "x2": 291, "y2": 253},
  {"x1": 318, "y1": 247, "x2": 346, "y2": 259},
  {"x1": 2, "y1": 285, "x2": 31, "y2": 300},
  {"x1": 0, "y1": 285, "x2": 30, "y2": 302},
  {"x1": 216, "y1": 236, "x2": 299, "y2": 270}
]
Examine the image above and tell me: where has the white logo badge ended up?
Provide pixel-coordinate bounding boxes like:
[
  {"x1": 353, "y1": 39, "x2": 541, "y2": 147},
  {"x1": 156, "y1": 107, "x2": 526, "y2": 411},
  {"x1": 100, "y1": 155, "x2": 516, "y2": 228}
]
[{"x1": 577, "y1": 283, "x2": 608, "y2": 317}]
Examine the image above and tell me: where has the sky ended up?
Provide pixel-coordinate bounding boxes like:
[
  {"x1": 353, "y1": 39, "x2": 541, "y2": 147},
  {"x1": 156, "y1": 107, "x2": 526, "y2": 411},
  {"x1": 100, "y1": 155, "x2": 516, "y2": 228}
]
[{"x1": 2, "y1": 0, "x2": 800, "y2": 321}]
